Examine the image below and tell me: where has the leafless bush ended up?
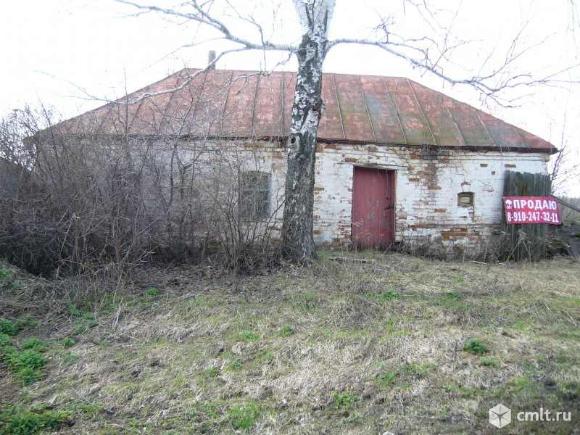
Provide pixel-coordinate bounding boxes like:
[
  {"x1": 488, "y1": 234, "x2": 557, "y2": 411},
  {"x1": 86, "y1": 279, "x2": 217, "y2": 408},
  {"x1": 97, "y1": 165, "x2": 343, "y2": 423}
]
[
  {"x1": 393, "y1": 233, "x2": 475, "y2": 261},
  {"x1": 559, "y1": 197, "x2": 580, "y2": 224},
  {"x1": 0, "y1": 107, "x2": 282, "y2": 277},
  {"x1": 393, "y1": 229, "x2": 563, "y2": 262}
]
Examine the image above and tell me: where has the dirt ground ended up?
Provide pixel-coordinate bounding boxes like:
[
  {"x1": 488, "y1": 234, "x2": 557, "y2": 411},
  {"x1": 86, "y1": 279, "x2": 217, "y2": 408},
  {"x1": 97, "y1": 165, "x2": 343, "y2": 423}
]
[{"x1": 1, "y1": 252, "x2": 579, "y2": 434}]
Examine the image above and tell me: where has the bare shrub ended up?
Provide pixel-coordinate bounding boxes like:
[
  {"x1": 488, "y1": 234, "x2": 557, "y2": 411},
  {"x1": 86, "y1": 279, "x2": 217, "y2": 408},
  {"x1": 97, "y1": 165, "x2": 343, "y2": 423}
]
[
  {"x1": 0, "y1": 107, "x2": 281, "y2": 277},
  {"x1": 559, "y1": 197, "x2": 580, "y2": 225}
]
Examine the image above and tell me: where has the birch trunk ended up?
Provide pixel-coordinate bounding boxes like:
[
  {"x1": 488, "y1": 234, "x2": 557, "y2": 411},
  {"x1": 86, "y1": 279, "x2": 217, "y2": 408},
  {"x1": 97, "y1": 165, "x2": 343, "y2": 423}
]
[{"x1": 281, "y1": 0, "x2": 333, "y2": 262}]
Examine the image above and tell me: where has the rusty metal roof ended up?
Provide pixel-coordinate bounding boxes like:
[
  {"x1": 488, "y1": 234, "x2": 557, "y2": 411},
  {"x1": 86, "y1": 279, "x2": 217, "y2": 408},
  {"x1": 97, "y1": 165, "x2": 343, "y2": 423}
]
[{"x1": 57, "y1": 68, "x2": 557, "y2": 153}]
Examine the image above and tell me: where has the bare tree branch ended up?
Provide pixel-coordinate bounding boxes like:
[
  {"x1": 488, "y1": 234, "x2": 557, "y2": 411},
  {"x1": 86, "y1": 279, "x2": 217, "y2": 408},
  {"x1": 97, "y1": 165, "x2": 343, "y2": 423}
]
[
  {"x1": 327, "y1": 36, "x2": 580, "y2": 107},
  {"x1": 112, "y1": 0, "x2": 580, "y2": 108},
  {"x1": 115, "y1": 0, "x2": 297, "y2": 51}
]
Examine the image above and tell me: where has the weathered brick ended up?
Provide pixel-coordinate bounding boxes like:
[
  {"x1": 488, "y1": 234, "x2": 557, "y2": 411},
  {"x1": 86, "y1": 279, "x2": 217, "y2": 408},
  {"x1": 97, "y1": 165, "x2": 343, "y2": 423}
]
[{"x1": 215, "y1": 141, "x2": 548, "y2": 255}]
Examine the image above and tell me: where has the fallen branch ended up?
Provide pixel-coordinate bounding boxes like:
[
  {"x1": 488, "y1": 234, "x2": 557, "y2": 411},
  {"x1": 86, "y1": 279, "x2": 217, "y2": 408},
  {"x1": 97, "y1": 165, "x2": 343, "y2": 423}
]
[{"x1": 329, "y1": 256, "x2": 375, "y2": 264}]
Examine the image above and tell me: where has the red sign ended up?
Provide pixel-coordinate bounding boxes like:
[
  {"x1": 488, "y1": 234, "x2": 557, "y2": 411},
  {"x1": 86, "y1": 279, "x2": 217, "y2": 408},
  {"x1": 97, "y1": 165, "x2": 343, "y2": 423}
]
[{"x1": 503, "y1": 196, "x2": 561, "y2": 225}]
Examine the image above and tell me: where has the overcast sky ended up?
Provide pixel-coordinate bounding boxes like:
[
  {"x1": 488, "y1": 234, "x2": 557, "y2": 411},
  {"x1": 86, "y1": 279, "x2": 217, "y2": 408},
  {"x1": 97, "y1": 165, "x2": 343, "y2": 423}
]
[{"x1": 1, "y1": 0, "x2": 579, "y2": 195}]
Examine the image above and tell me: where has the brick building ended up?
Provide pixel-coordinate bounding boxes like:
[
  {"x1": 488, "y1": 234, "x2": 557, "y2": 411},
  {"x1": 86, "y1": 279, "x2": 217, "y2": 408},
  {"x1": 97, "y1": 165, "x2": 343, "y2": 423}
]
[{"x1": 55, "y1": 68, "x2": 557, "y2": 253}]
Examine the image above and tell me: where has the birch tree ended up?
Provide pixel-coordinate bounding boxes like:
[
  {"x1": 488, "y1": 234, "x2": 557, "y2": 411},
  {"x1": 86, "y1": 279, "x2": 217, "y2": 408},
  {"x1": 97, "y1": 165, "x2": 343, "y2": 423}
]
[
  {"x1": 116, "y1": 0, "x2": 577, "y2": 262},
  {"x1": 282, "y1": 0, "x2": 333, "y2": 260}
]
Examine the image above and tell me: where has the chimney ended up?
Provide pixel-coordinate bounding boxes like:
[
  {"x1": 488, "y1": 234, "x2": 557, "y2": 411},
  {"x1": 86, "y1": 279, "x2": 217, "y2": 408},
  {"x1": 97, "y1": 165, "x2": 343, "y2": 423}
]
[{"x1": 207, "y1": 50, "x2": 216, "y2": 70}]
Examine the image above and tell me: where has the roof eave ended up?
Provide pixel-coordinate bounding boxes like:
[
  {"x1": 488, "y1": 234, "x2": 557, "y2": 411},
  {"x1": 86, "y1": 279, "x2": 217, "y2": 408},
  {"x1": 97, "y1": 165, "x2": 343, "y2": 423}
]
[{"x1": 38, "y1": 130, "x2": 558, "y2": 154}]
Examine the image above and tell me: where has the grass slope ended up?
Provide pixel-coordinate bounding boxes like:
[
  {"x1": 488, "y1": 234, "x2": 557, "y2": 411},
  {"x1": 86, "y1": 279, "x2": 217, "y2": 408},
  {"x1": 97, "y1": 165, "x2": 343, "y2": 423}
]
[{"x1": 1, "y1": 252, "x2": 579, "y2": 433}]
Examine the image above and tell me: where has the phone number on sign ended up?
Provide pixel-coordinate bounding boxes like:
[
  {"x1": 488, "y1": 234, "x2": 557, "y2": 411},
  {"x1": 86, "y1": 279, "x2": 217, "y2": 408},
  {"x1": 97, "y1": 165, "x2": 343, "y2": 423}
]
[{"x1": 506, "y1": 211, "x2": 561, "y2": 224}]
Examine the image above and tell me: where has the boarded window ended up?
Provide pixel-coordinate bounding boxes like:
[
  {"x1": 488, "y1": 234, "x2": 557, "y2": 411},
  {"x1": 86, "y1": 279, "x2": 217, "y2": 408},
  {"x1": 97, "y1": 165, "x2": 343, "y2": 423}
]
[
  {"x1": 458, "y1": 192, "x2": 474, "y2": 207},
  {"x1": 240, "y1": 171, "x2": 270, "y2": 220}
]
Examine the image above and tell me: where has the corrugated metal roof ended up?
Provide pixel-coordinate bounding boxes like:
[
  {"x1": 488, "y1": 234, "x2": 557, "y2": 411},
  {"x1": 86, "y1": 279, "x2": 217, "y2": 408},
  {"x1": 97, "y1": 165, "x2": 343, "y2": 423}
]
[{"x1": 57, "y1": 68, "x2": 557, "y2": 153}]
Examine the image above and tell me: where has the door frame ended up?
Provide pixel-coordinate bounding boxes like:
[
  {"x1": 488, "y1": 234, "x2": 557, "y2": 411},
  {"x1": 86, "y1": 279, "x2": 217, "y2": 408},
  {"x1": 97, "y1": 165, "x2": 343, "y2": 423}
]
[{"x1": 351, "y1": 165, "x2": 397, "y2": 249}]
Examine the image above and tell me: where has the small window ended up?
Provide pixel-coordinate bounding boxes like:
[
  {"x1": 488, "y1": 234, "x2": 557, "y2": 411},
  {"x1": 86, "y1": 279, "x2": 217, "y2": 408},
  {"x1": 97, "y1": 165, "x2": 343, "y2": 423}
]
[
  {"x1": 240, "y1": 171, "x2": 270, "y2": 220},
  {"x1": 458, "y1": 192, "x2": 474, "y2": 207}
]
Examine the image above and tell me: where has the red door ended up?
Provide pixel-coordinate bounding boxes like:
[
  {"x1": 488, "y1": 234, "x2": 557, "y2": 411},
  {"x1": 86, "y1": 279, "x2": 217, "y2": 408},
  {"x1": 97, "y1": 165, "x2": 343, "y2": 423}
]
[{"x1": 352, "y1": 167, "x2": 395, "y2": 249}]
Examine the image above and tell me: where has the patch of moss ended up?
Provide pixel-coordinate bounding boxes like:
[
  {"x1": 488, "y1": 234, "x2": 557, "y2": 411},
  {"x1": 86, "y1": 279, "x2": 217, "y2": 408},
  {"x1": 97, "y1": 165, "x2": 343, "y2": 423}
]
[
  {"x1": 6, "y1": 349, "x2": 47, "y2": 385},
  {"x1": 20, "y1": 338, "x2": 48, "y2": 353},
  {"x1": 332, "y1": 392, "x2": 359, "y2": 411},
  {"x1": 480, "y1": 356, "x2": 500, "y2": 368},
  {"x1": 0, "y1": 268, "x2": 11, "y2": 280},
  {"x1": 68, "y1": 401, "x2": 104, "y2": 418},
  {"x1": 401, "y1": 362, "x2": 434, "y2": 379},
  {"x1": 0, "y1": 405, "x2": 72, "y2": 435},
  {"x1": 509, "y1": 375, "x2": 535, "y2": 394},
  {"x1": 463, "y1": 338, "x2": 489, "y2": 355},
  {"x1": 226, "y1": 358, "x2": 243, "y2": 371},
  {"x1": 443, "y1": 383, "x2": 478, "y2": 398},
  {"x1": 238, "y1": 330, "x2": 260, "y2": 343},
  {"x1": 191, "y1": 401, "x2": 224, "y2": 431},
  {"x1": 437, "y1": 291, "x2": 467, "y2": 311},
  {"x1": 278, "y1": 325, "x2": 295, "y2": 337},
  {"x1": 62, "y1": 352, "x2": 79, "y2": 366},
  {"x1": 512, "y1": 319, "x2": 532, "y2": 332},
  {"x1": 384, "y1": 318, "x2": 410, "y2": 337},
  {"x1": 227, "y1": 402, "x2": 260, "y2": 430},
  {"x1": 0, "y1": 317, "x2": 38, "y2": 337},
  {"x1": 373, "y1": 290, "x2": 400, "y2": 302},
  {"x1": 0, "y1": 334, "x2": 47, "y2": 385},
  {"x1": 292, "y1": 292, "x2": 319, "y2": 312},
  {"x1": 144, "y1": 287, "x2": 161, "y2": 298},
  {"x1": 0, "y1": 319, "x2": 17, "y2": 336},
  {"x1": 376, "y1": 371, "x2": 397, "y2": 388},
  {"x1": 201, "y1": 367, "x2": 220, "y2": 381},
  {"x1": 62, "y1": 337, "x2": 76, "y2": 348},
  {"x1": 0, "y1": 333, "x2": 11, "y2": 349},
  {"x1": 68, "y1": 304, "x2": 98, "y2": 335}
]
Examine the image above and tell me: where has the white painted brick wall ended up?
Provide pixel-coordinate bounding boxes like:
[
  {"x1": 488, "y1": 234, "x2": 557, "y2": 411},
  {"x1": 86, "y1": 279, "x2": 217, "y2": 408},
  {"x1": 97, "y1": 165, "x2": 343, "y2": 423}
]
[
  {"x1": 174, "y1": 140, "x2": 549, "y2": 251},
  {"x1": 312, "y1": 143, "x2": 549, "y2": 250}
]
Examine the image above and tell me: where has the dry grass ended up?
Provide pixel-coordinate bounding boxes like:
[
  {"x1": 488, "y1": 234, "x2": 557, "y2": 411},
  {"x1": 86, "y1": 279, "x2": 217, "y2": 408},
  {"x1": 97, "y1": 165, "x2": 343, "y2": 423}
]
[{"x1": 1, "y1": 252, "x2": 579, "y2": 433}]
